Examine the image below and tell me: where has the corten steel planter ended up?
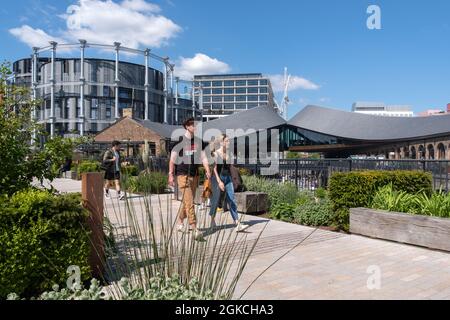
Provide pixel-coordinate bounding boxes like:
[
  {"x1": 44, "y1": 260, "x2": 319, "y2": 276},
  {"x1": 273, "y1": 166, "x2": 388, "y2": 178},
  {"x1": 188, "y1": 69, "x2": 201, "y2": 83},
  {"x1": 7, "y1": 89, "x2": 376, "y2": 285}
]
[
  {"x1": 82, "y1": 172, "x2": 105, "y2": 279},
  {"x1": 350, "y1": 208, "x2": 450, "y2": 252}
]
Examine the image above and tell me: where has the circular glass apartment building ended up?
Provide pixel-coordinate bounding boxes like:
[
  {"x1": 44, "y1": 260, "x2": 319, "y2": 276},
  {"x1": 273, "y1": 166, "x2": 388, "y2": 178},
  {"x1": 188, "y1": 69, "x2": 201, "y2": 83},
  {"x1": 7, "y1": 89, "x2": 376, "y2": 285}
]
[{"x1": 13, "y1": 42, "x2": 199, "y2": 137}]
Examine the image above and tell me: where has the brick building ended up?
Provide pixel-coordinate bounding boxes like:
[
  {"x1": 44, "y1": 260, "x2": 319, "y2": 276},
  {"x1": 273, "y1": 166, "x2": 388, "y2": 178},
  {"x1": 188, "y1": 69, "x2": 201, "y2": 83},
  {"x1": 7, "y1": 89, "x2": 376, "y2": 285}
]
[{"x1": 94, "y1": 115, "x2": 181, "y2": 157}]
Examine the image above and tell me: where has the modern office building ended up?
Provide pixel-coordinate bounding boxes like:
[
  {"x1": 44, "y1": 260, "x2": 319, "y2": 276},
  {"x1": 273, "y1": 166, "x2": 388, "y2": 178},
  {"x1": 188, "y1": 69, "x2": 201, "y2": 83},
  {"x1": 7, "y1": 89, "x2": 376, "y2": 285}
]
[
  {"x1": 352, "y1": 102, "x2": 414, "y2": 117},
  {"x1": 193, "y1": 73, "x2": 276, "y2": 122},
  {"x1": 12, "y1": 42, "x2": 200, "y2": 138}
]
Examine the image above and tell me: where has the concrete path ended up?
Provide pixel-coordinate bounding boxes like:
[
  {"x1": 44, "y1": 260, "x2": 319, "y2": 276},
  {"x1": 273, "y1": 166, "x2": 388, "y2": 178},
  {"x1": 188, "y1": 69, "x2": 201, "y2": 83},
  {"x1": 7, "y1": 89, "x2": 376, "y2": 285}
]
[{"x1": 48, "y1": 178, "x2": 450, "y2": 300}]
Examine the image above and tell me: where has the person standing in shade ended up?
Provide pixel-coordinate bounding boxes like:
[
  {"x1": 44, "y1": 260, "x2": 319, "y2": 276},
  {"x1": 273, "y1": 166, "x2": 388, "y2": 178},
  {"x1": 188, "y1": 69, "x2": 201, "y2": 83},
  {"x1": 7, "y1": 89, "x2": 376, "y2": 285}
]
[
  {"x1": 209, "y1": 134, "x2": 248, "y2": 232},
  {"x1": 103, "y1": 140, "x2": 125, "y2": 200},
  {"x1": 168, "y1": 118, "x2": 211, "y2": 240}
]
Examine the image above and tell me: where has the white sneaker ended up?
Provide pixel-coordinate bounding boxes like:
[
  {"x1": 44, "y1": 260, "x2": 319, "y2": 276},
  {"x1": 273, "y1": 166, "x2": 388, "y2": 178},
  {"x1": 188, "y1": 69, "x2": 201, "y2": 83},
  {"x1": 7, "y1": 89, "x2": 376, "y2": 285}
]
[
  {"x1": 235, "y1": 223, "x2": 249, "y2": 233},
  {"x1": 194, "y1": 229, "x2": 205, "y2": 241},
  {"x1": 177, "y1": 224, "x2": 187, "y2": 233}
]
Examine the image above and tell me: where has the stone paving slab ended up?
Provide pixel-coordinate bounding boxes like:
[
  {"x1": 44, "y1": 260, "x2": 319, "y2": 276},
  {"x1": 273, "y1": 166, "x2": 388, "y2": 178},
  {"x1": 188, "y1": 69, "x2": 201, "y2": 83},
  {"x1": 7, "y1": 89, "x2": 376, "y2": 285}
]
[{"x1": 48, "y1": 178, "x2": 450, "y2": 300}]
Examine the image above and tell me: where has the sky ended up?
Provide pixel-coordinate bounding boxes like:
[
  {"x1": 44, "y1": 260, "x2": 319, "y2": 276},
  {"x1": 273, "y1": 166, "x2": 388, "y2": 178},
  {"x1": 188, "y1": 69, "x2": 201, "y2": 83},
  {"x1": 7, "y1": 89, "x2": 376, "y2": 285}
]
[{"x1": 1, "y1": 0, "x2": 450, "y2": 118}]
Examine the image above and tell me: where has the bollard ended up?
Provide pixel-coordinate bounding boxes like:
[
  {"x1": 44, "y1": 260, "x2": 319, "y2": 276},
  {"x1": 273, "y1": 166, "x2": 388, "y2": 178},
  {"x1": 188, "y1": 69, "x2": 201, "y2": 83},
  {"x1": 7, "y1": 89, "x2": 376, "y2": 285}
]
[{"x1": 81, "y1": 172, "x2": 105, "y2": 279}]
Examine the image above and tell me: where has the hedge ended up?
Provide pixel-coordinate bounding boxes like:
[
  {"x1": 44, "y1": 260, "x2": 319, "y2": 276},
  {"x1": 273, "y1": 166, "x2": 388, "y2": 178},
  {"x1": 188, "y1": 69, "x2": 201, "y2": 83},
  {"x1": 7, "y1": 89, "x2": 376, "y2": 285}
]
[
  {"x1": 329, "y1": 170, "x2": 433, "y2": 231},
  {"x1": 0, "y1": 189, "x2": 91, "y2": 298},
  {"x1": 77, "y1": 160, "x2": 101, "y2": 175}
]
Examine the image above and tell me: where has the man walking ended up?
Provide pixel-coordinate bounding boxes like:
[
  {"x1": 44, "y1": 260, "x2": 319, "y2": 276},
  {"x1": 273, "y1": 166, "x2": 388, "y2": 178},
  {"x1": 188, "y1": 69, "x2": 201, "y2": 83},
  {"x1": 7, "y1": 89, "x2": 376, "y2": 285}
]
[
  {"x1": 103, "y1": 140, "x2": 125, "y2": 200},
  {"x1": 168, "y1": 118, "x2": 211, "y2": 240}
]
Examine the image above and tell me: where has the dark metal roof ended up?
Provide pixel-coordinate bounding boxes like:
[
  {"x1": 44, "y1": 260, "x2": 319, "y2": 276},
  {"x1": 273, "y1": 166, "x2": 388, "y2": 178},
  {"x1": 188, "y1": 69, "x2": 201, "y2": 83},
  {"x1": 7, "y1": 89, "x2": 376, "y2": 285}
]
[
  {"x1": 202, "y1": 106, "x2": 285, "y2": 138},
  {"x1": 136, "y1": 119, "x2": 182, "y2": 139},
  {"x1": 288, "y1": 105, "x2": 450, "y2": 141}
]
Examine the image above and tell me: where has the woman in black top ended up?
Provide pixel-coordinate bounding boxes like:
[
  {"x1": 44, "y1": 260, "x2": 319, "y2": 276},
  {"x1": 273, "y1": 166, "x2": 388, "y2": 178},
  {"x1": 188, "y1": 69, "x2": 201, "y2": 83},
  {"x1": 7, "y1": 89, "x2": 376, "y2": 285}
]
[{"x1": 209, "y1": 134, "x2": 248, "y2": 233}]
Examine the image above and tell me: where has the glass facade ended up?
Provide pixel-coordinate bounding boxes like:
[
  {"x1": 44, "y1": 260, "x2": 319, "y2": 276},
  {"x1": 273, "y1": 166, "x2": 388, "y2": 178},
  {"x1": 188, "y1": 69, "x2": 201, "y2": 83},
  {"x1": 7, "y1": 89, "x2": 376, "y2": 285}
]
[
  {"x1": 193, "y1": 73, "x2": 275, "y2": 120},
  {"x1": 15, "y1": 57, "x2": 189, "y2": 135}
]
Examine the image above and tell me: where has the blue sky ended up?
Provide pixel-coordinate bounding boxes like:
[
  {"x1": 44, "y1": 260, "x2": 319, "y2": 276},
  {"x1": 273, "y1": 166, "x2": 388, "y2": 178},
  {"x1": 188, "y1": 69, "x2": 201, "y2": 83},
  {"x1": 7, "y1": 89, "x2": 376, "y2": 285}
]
[{"x1": 1, "y1": 0, "x2": 450, "y2": 118}]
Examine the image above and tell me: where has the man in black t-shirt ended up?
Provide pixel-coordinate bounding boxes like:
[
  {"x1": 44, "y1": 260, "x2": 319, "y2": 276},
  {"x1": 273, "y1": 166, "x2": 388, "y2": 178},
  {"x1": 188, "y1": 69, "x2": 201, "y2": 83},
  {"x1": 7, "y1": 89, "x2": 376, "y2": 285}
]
[{"x1": 169, "y1": 118, "x2": 211, "y2": 240}]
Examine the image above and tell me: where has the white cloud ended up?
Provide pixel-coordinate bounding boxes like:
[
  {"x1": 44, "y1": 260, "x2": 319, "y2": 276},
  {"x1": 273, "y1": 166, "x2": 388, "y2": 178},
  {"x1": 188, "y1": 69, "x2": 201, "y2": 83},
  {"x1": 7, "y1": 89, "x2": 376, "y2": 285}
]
[
  {"x1": 121, "y1": 0, "x2": 161, "y2": 12},
  {"x1": 9, "y1": 0, "x2": 181, "y2": 49},
  {"x1": 9, "y1": 25, "x2": 66, "y2": 48},
  {"x1": 175, "y1": 53, "x2": 231, "y2": 80},
  {"x1": 269, "y1": 74, "x2": 320, "y2": 92}
]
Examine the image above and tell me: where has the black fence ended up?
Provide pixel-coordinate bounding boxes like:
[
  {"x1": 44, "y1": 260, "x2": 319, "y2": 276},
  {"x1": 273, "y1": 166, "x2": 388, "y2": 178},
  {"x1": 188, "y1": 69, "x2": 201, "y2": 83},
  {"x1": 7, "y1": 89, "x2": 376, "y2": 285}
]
[
  {"x1": 236, "y1": 159, "x2": 450, "y2": 192},
  {"x1": 79, "y1": 154, "x2": 450, "y2": 192}
]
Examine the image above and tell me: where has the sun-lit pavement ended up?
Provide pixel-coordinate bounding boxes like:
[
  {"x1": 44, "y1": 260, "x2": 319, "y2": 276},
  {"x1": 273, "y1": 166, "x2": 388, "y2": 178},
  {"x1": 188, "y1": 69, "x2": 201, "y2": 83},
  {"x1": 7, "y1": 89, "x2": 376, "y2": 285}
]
[{"x1": 48, "y1": 178, "x2": 450, "y2": 300}]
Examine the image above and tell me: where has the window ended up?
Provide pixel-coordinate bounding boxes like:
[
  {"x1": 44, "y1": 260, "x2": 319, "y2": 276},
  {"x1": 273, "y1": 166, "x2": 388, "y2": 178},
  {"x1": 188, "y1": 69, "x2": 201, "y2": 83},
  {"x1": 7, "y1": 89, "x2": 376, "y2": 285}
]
[
  {"x1": 212, "y1": 104, "x2": 222, "y2": 110},
  {"x1": 224, "y1": 104, "x2": 234, "y2": 110},
  {"x1": 259, "y1": 87, "x2": 268, "y2": 94},
  {"x1": 236, "y1": 95, "x2": 246, "y2": 102},
  {"x1": 119, "y1": 88, "x2": 132, "y2": 99},
  {"x1": 248, "y1": 103, "x2": 258, "y2": 109},
  {"x1": 202, "y1": 81, "x2": 211, "y2": 87},
  {"x1": 203, "y1": 104, "x2": 212, "y2": 110},
  {"x1": 224, "y1": 88, "x2": 234, "y2": 94},
  {"x1": 248, "y1": 87, "x2": 258, "y2": 94},
  {"x1": 236, "y1": 104, "x2": 246, "y2": 109},
  {"x1": 212, "y1": 88, "x2": 223, "y2": 95},
  {"x1": 103, "y1": 86, "x2": 112, "y2": 97},
  {"x1": 203, "y1": 96, "x2": 211, "y2": 103},
  {"x1": 63, "y1": 60, "x2": 70, "y2": 74},
  {"x1": 247, "y1": 80, "x2": 258, "y2": 86},
  {"x1": 212, "y1": 96, "x2": 223, "y2": 102},
  {"x1": 106, "y1": 100, "x2": 112, "y2": 119},
  {"x1": 259, "y1": 95, "x2": 268, "y2": 101},
  {"x1": 203, "y1": 89, "x2": 211, "y2": 95},
  {"x1": 90, "y1": 99, "x2": 99, "y2": 120},
  {"x1": 91, "y1": 122, "x2": 98, "y2": 132},
  {"x1": 224, "y1": 96, "x2": 234, "y2": 102},
  {"x1": 212, "y1": 81, "x2": 222, "y2": 87},
  {"x1": 248, "y1": 95, "x2": 258, "y2": 102},
  {"x1": 236, "y1": 88, "x2": 246, "y2": 94},
  {"x1": 236, "y1": 80, "x2": 246, "y2": 86},
  {"x1": 194, "y1": 81, "x2": 199, "y2": 87},
  {"x1": 259, "y1": 79, "x2": 268, "y2": 86},
  {"x1": 224, "y1": 80, "x2": 234, "y2": 87}
]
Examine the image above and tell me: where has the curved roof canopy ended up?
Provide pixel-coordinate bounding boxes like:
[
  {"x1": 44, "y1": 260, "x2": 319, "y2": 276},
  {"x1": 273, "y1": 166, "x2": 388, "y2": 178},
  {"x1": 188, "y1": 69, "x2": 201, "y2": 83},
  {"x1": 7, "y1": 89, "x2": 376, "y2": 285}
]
[
  {"x1": 288, "y1": 105, "x2": 450, "y2": 142},
  {"x1": 202, "y1": 105, "x2": 286, "y2": 138}
]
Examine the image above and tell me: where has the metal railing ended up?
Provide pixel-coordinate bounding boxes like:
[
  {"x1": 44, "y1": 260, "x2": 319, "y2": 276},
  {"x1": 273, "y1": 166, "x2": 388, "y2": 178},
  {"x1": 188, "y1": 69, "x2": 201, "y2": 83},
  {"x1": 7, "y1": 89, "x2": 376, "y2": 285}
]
[
  {"x1": 78, "y1": 155, "x2": 450, "y2": 192},
  {"x1": 236, "y1": 159, "x2": 450, "y2": 192}
]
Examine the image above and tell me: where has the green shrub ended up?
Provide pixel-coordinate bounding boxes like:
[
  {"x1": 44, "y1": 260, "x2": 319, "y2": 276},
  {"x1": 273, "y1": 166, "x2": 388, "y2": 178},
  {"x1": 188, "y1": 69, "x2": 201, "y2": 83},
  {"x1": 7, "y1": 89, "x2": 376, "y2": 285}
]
[
  {"x1": 125, "y1": 171, "x2": 168, "y2": 194},
  {"x1": 8, "y1": 276, "x2": 214, "y2": 301},
  {"x1": 329, "y1": 170, "x2": 433, "y2": 231},
  {"x1": 414, "y1": 192, "x2": 450, "y2": 218},
  {"x1": 371, "y1": 184, "x2": 419, "y2": 214},
  {"x1": 238, "y1": 167, "x2": 252, "y2": 176},
  {"x1": 269, "y1": 203, "x2": 297, "y2": 222},
  {"x1": 121, "y1": 165, "x2": 139, "y2": 177},
  {"x1": 294, "y1": 198, "x2": 334, "y2": 227},
  {"x1": 242, "y1": 175, "x2": 301, "y2": 210},
  {"x1": 0, "y1": 189, "x2": 91, "y2": 298},
  {"x1": 77, "y1": 160, "x2": 101, "y2": 174}
]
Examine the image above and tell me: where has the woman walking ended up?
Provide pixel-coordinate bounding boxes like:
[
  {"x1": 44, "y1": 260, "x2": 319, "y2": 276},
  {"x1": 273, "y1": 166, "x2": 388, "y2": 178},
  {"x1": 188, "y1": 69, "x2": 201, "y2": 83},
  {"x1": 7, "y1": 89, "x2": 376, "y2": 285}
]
[{"x1": 209, "y1": 134, "x2": 248, "y2": 232}]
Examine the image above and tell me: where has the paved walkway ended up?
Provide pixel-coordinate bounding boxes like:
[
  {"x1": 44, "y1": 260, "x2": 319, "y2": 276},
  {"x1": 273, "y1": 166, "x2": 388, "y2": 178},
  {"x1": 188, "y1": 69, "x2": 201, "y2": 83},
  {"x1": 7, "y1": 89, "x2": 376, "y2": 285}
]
[{"x1": 48, "y1": 178, "x2": 450, "y2": 300}]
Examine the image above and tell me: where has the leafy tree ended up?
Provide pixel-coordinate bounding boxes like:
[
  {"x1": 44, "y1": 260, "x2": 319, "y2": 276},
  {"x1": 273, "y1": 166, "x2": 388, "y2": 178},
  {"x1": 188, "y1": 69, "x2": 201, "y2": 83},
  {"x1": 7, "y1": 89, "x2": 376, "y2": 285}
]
[{"x1": 0, "y1": 61, "x2": 85, "y2": 195}]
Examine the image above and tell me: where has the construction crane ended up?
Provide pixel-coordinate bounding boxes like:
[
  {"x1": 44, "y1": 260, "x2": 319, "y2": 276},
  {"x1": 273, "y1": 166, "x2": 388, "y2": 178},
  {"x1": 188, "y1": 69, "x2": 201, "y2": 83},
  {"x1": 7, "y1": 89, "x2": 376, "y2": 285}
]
[{"x1": 274, "y1": 67, "x2": 291, "y2": 120}]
